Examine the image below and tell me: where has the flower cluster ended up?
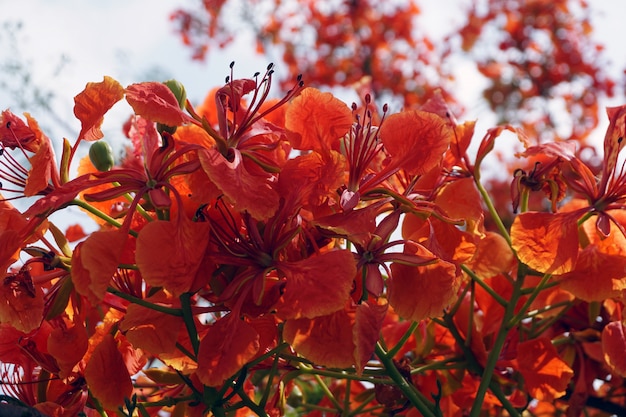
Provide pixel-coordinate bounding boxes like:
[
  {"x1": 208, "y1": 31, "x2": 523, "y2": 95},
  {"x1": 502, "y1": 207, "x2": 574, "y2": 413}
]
[{"x1": 1, "y1": 64, "x2": 626, "y2": 417}]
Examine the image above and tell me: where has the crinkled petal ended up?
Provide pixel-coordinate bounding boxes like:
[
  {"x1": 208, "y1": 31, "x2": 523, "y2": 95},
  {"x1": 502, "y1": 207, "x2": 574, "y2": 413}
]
[
  {"x1": 511, "y1": 211, "x2": 582, "y2": 274},
  {"x1": 196, "y1": 315, "x2": 259, "y2": 387},
  {"x1": 284, "y1": 307, "x2": 356, "y2": 369},
  {"x1": 517, "y1": 338, "x2": 574, "y2": 401},
  {"x1": 285, "y1": 87, "x2": 353, "y2": 152},
  {"x1": 47, "y1": 320, "x2": 88, "y2": 378},
  {"x1": 125, "y1": 82, "x2": 195, "y2": 126},
  {"x1": 120, "y1": 300, "x2": 183, "y2": 354},
  {"x1": 74, "y1": 76, "x2": 125, "y2": 141},
  {"x1": 136, "y1": 216, "x2": 210, "y2": 297},
  {"x1": 72, "y1": 230, "x2": 126, "y2": 304},
  {"x1": 199, "y1": 147, "x2": 279, "y2": 220},
  {"x1": 379, "y1": 110, "x2": 452, "y2": 175},
  {"x1": 354, "y1": 300, "x2": 388, "y2": 374},
  {"x1": 602, "y1": 321, "x2": 626, "y2": 377},
  {"x1": 84, "y1": 334, "x2": 133, "y2": 409},
  {"x1": 277, "y1": 250, "x2": 356, "y2": 319},
  {"x1": 388, "y1": 258, "x2": 459, "y2": 322},
  {"x1": 556, "y1": 245, "x2": 626, "y2": 302}
]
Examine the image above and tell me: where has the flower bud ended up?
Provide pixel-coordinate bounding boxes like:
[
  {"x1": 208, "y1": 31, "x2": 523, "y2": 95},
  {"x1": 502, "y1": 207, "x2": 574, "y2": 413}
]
[
  {"x1": 163, "y1": 79, "x2": 187, "y2": 110},
  {"x1": 89, "y1": 140, "x2": 114, "y2": 172}
]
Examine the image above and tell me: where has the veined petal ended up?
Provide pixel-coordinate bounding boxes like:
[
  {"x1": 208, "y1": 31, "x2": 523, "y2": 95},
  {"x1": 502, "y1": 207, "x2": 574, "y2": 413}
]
[
  {"x1": 196, "y1": 315, "x2": 260, "y2": 387},
  {"x1": 353, "y1": 300, "x2": 388, "y2": 375},
  {"x1": 388, "y1": 258, "x2": 459, "y2": 322},
  {"x1": 47, "y1": 320, "x2": 88, "y2": 379},
  {"x1": 285, "y1": 87, "x2": 353, "y2": 152},
  {"x1": 23, "y1": 127, "x2": 55, "y2": 196},
  {"x1": 276, "y1": 250, "x2": 356, "y2": 320},
  {"x1": 74, "y1": 76, "x2": 125, "y2": 141},
  {"x1": 283, "y1": 307, "x2": 356, "y2": 369},
  {"x1": 199, "y1": 147, "x2": 279, "y2": 220},
  {"x1": 511, "y1": 211, "x2": 582, "y2": 274},
  {"x1": 120, "y1": 299, "x2": 184, "y2": 354},
  {"x1": 0, "y1": 270, "x2": 44, "y2": 333},
  {"x1": 517, "y1": 338, "x2": 573, "y2": 401},
  {"x1": 136, "y1": 216, "x2": 210, "y2": 297},
  {"x1": 125, "y1": 82, "x2": 195, "y2": 126},
  {"x1": 72, "y1": 230, "x2": 127, "y2": 304},
  {"x1": 602, "y1": 321, "x2": 626, "y2": 377},
  {"x1": 556, "y1": 245, "x2": 626, "y2": 302},
  {"x1": 379, "y1": 110, "x2": 452, "y2": 175},
  {"x1": 84, "y1": 334, "x2": 133, "y2": 409}
]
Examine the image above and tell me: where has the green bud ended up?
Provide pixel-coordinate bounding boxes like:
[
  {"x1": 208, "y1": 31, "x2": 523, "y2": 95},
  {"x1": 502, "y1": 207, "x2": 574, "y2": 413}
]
[
  {"x1": 163, "y1": 79, "x2": 187, "y2": 109},
  {"x1": 89, "y1": 140, "x2": 115, "y2": 172}
]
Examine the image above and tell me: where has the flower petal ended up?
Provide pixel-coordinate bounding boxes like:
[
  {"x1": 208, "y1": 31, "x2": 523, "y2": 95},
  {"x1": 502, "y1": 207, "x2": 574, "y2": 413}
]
[
  {"x1": 199, "y1": 147, "x2": 279, "y2": 220},
  {"x1": 517, "y1": 338, "x2": 574, "y2": 401},
  {"x1": 277, "y1": 250, "x2": 356, "y2": 319},
  {"x1": 120, "y1": 300, "x2": 184, "y2": 354},
  {"x1": 72, "y1": 230, "x2": 127, "y2": 304},
  {"x1": 47, "y1": 320, "x2": 88, "y2": 378},
  {"x1": 353, "y1": 300, "x2": 388, "y2": 374},
  {"x1": 125, "y1": 82, "x2": 195, "y2": 126},
  {"x1": 556, "y1": 245, "x2": 626, "y2": 302},
  {"x1": 136, "y1": 216, "x2": 210, "y2": 297},
  {"x1": 196, "y1": 315, "x2": 260, "y2": 387},
  {"x1": 602, "y1": 321, "x2": 626, "y2": 377},
  {"x1": 284, "y1": 307, "x2": 356, "y2": 369},
  {"x1": 388, "y1": 258, "x2": 459, "y2": 322},
  {"x1": 84, "y1": 334, "x2": 134, "y2": 409},
  {"x1": 74, "y1": 76, "x2": 125, "y2": 141},
  {"x1": 285, "y1": 87, "x2": 353, "y2": 152},
  {"x1": 379, "y1": 110, "x2": 452, "y2": 175},
  {"x1": 510, "y1": 211, "x2": 582, "y2": 274}
]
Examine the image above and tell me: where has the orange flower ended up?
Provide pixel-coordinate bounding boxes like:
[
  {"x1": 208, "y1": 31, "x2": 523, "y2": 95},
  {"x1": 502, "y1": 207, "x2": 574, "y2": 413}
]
[
  {"x1": 516, "y1": 338, "x2": 574, "y2": 401},
  {"x1": 511, "y1": 105, "x2": 626, "y2": 274},
  {"x1": 84, "y1": 333, "x2": 134, "y2": 409},
  {"x1": 0, "y1": 111, "x2": 60, "y2": 198}
]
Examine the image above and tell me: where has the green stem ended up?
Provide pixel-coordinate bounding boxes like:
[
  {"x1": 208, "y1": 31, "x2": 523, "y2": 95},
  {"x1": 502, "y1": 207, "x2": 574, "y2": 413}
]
[
  {"x1": 107, "y1": 287, "x2": 182, "y2": 316},
  {"x1": 71, "y1": 199, "x2": 138, "y2": 238},
  {"x1": 469, "y1": 270, "x2": 525, "y2": 417},
  {"x1": 180, "y1": 293, "x2": 200, "y2": 356},
  {"x1": 386, "y1": 321, "x2": 418, "y2": 359},
  {"x1": 374, "y1": 343, "x2": 436, "y2": 417},
  {"x1": 313, "y1": 373, "x2": 343, "y2": 412},
  {"x1": 461, "y1": 264, "x2": 508, "y2": 307},
  {"x1": 474, "y1": 178, "x2": 511, "y2": 246},
  {"x1": 508, "y1": 273, "x2": 551, "y2": 327}
]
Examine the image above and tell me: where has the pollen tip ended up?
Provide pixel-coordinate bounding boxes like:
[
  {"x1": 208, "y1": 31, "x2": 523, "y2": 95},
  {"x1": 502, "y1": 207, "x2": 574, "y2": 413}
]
[{"x1": 229, "y1": 61, "x2": 235, "y2": 69}]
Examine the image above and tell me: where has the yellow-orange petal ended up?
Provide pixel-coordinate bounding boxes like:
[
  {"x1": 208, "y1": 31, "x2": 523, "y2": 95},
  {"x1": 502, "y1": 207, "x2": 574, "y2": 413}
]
[
  {"x1": 602, "y1": 321, "x2": 626, "y2": 377},
  {"x1": 556, "y1": 245, "x2": 626, "y2": 302},
  {"x1": 388, "y1": 258, "x2": 459, "y2": 322},
  {"x1": 517, "y1": 338, "x2": 573, "y2": 401},
  {"x1": 379, "y1": 110, "x2": 452, "y2": 175},
  {"x1": 511, "y1": 211, "x2": 581, "y2": 274}
]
